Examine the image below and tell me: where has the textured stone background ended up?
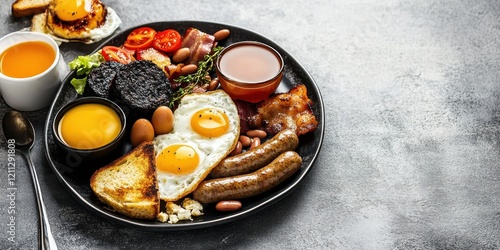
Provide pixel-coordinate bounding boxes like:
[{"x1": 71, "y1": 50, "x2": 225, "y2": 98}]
[{"x1": 1, "y1": 0, "x2": 500, "y2": 249}]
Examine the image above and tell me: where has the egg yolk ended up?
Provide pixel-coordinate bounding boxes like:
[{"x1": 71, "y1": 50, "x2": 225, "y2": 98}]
[
  {"x1": 157, "y1": 144, "x2": 199, "y2": 175},
  {"x1": 58, "y1": 103, "x2": 121, "y2": 150},
  {"x1": 54, "y1": 0, "x2": 91, "y2": 21},
  {"x1": 190, "y1": 108, "x2": 229, "y2": 138}
]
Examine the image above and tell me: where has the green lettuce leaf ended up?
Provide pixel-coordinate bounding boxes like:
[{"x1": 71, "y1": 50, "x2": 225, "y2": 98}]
[
  {"x1": 69, "y1": 51, "x2": 104, "y2": 75},
  {"x1": 67, "y1": 51, "x2": 104, "y2": 94},
  {"x1": 70, "y1": 77, "x2": 88, "y2": 95}
]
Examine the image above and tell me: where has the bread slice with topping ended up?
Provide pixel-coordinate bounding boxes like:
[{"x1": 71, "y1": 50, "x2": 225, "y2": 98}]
[
  {"x1": 90, "y1": 141, "x2": 160, "y2": 220},
  {"x1": 12, "y1": 0, "x2": 50, "y2": 18}
]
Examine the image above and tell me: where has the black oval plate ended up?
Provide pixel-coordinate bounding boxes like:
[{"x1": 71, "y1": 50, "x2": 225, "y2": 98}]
[{"x1": 44, "y1": 21, "x2": 325, "y2": 231}]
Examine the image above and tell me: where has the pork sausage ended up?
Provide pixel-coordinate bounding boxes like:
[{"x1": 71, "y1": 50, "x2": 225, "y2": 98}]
[
  {"x1": 193, "y1": 151, "x2": 302, "y2": 204},
  {"x1": 210, "y1": 129, "x2": 299, "y2": 178}
]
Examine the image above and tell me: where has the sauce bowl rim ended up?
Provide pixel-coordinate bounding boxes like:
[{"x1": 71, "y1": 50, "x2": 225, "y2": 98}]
[{"x1": 215, "y1": 40, "x2": 284, "y2": 86}]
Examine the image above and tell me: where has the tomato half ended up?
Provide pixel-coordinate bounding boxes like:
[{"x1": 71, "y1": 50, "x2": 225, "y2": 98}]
[
  {"x1": 123, "y1": 27, "x2": 157, "y2": 50},
  {"x1": 101, "y1": 46, "x2": 133, "y2": 64},
  {"x1": 153, "y1": 29, "x2": 182, "y2": 53}
]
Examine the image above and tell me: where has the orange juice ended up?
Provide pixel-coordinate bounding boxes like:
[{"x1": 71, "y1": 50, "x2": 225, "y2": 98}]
[{"x1": 0, "y1": 41, "x2": 56, "y2": 78}]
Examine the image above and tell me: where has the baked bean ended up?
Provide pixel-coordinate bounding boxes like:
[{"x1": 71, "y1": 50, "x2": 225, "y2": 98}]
[
  {"x1": 172, "y1": 48, "x2": 190, "y2": 63},
  {"x1": 239, "y1": 135, "x2": 252, "y2": 147},
  {"x1": 246, "y1": 129, "x2": 267, "y2": 139},
  {"x1": 230, "y1": 141, "x2": 243, "y2": 156},
  {"x1": 250, "y1": 137, "x2": 261, "y2": 149},
  {"x1": 208, "y1": 78, "x2": 219, "y2": 91},
  {"x1": 215, "y1": 200, "x2": 242, "y2": 212},
  {"x1": 213, "y1": 29, "x2": 230, "y2": 41},
  {"x1": 181, "y1": 64, "x2": 198, "y2": 75}
]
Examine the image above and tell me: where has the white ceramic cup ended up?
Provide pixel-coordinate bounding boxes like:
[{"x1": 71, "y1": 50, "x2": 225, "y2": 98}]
[{"x1": 0, "y1": 31, "x2": 67, "y2": 111}]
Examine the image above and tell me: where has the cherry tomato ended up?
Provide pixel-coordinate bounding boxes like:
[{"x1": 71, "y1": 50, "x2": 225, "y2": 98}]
[
  {"x1": 123, "y1": 27, "x2": 157, "y2": 50},
  {"x1": 101, "y1": 46, "x2": 133, "y2": 64},
  {"x1": 153, "y1": 29, "x2": 182, "y2": 53}
]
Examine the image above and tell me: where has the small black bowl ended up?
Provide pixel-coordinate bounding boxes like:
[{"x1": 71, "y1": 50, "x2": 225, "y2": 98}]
[{"x1": 52, "y1": 97, "x2": 127, "y2": 168}]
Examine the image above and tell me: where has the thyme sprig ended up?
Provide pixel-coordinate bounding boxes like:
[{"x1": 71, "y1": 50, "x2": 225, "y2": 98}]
[{"x1": 169, "y1": 46, "x2": 224, "y2": 109}]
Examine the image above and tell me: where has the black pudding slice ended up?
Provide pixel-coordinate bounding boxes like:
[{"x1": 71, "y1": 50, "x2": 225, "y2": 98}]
[
  {"x1": 86, "y1": 61, "x2": 123, "y2": 99},
  {"x1": 114, "y1": 60, "x2": 172, "y2": 114}
]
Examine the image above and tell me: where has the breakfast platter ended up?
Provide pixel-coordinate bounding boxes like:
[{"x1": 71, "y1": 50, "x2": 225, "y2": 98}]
[{"x1": 43, "y1": 20, "x2": 324, "y2": 230}]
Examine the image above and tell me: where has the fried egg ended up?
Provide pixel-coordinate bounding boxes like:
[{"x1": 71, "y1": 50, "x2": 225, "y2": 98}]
[
  {"x1": 31, "y1": 0, "x2": 121, "y2": 44},
  {"x1": 153, "y1": 90, "x2": 240, "y2": 201}
]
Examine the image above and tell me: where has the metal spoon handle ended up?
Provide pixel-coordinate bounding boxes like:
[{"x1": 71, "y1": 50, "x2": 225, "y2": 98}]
[{"x1": 24, "y1": 150, "x2": 58, "y2": 250}]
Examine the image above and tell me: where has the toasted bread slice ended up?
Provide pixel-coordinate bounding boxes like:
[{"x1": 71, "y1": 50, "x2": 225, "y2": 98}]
[
  {"x1": 12, "y1": 0, "x2": 51, "y2": 18},
  {"x1": 90, "y1": 141, "x2": 160, "y2": 220},
  {"x1": 30, "y1": 12, "x2": 47, "y2": 33}
]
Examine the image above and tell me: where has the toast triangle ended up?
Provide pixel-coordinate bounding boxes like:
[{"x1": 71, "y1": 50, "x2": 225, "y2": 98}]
[{"x1": 90, "y1": 141, "x2": 159, "y2": 220}]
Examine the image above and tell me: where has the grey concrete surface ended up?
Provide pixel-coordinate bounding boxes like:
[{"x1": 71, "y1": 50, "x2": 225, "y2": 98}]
[{"x1": 1, "y1": 0, "x2": 500, "y2": 249}]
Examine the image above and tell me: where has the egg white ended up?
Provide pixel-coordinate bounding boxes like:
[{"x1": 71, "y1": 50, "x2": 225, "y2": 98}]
[
  {"x1": 31, "y1": 7, "x2": 121, "y2": 44},
  {"x1": 153, "y1": 90, "x2": 240, "y2": 201},
  {"x1": 85, "y1": 7, "x2": 122, "y2": 44},
  {"x1": 154, "y1": 134, "x2": 207, "y2": 201},
  {"x1": 173, "y1": 90, "x2": 240, "y2": 149}
]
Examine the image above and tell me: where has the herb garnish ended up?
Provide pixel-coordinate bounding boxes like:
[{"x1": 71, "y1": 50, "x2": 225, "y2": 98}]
[{"x1": 169, "y1": 46, "x2": 224, "y2": 108}]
